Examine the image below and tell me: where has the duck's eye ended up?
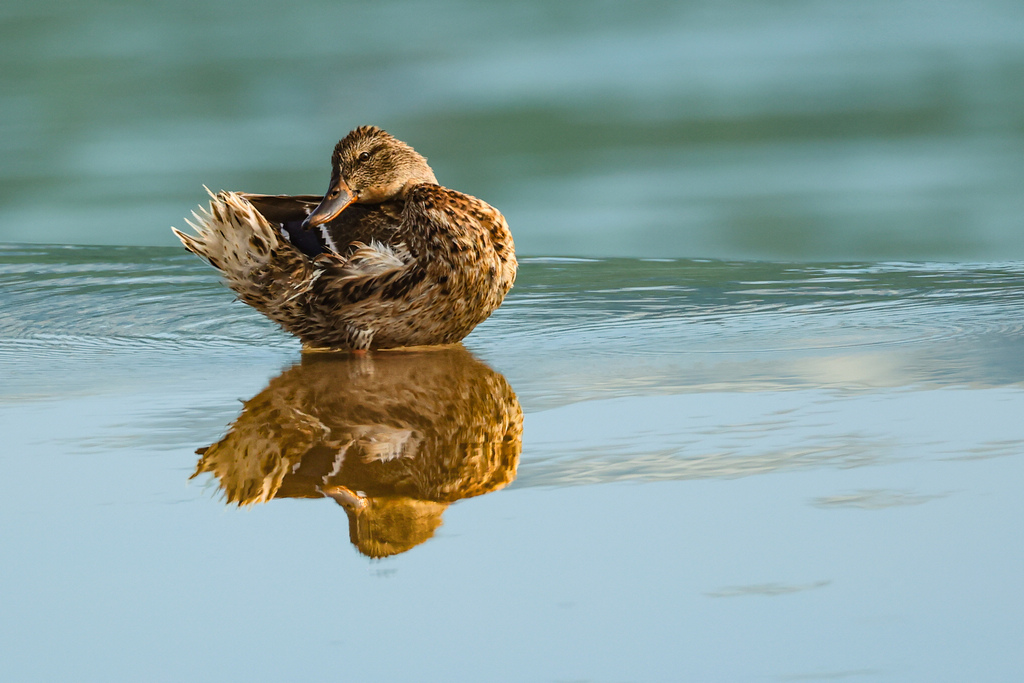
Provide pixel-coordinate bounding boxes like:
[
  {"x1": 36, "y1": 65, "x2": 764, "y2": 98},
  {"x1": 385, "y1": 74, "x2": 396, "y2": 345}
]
[{"x1": 358, "y1": 151, "x2": 371, "y2": 162}]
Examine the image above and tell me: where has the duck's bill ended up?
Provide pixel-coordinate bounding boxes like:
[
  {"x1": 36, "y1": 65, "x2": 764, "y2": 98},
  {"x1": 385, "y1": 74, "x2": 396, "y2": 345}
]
[{"x1": 301, "y1": 183, "x2": 356, "y2": 229}]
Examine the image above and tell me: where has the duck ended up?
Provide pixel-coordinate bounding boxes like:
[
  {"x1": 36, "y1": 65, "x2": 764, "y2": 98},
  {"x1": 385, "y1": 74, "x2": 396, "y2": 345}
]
[{"x1": 172, "y1": 126, "x2": 517, "y2": 351}]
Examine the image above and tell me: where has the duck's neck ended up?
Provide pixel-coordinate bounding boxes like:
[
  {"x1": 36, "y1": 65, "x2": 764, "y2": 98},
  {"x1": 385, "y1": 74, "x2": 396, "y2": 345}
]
[{"x1": 398, "y1": 172, "x2": 437, "y2": 199}]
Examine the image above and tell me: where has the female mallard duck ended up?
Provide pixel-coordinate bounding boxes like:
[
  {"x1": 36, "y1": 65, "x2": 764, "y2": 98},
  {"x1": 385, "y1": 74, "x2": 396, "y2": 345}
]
[{"x1": 172, "y1": 126, "x2": 517, "y2": 351}]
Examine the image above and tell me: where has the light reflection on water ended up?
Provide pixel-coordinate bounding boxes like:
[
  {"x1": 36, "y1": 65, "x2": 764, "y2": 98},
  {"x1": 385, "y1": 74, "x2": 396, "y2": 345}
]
[{"x1": 2, "y1": 245, "x2": 1023, "y2": 681}]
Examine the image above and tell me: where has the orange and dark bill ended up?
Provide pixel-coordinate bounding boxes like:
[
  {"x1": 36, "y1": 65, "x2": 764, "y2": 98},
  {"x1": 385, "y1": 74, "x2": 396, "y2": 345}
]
[{"x1": 301, "y1": 181, "x2": 356, "y2": 229}]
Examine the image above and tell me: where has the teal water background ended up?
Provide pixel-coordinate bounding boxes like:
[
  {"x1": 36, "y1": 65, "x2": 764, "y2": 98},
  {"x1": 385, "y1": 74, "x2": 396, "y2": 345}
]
[{"x1": 2, "y1": 0, "x2": 1024, "y2": 259}]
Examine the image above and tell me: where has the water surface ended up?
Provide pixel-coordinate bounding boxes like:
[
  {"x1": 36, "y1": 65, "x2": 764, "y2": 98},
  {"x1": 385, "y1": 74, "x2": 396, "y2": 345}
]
[{"x1": 2, "y1": 245, "x2": 1023, "y2": 681}]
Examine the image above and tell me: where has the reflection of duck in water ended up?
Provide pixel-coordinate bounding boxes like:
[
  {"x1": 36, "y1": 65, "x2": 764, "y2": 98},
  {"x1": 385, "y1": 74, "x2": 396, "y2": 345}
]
[{"x1": 192, "y1": 347, "x2": 522, "y2": 558}]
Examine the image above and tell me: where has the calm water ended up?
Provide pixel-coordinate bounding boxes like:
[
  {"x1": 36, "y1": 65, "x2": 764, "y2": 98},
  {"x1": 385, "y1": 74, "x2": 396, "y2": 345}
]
[
  {"x1": 2, "y1": 244, "x2": 1023, "y2": 681},
  {"x1": 2, "y1": 0, "x2": 1024, "y2": 260},
  {"x1": 3, "y1": 0, "x2": 1024, "y2": 679}
]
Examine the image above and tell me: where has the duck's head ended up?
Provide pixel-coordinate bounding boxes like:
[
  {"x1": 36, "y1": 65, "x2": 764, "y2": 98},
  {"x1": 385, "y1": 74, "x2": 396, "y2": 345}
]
[{"x1": 302, "y1": 126, "x2": 437, "y2": 229}]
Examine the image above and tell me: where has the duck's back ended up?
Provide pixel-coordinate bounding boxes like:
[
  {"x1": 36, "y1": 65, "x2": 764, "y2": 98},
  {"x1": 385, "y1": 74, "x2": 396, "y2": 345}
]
[{"x1": 306, "y1": 184, "x2": 517, "y2": 349}]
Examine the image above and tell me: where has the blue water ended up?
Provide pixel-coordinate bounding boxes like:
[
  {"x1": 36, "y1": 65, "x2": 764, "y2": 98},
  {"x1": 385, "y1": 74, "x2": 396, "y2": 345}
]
[{"x1": 2, "y1": 246, "x2": 1023, "y2": 681}]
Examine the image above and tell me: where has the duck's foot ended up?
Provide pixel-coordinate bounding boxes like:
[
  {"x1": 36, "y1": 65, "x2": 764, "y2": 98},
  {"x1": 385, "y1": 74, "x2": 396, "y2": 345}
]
[{"x1": 301, "y1": 343, "x2": 371, "y2": 356}]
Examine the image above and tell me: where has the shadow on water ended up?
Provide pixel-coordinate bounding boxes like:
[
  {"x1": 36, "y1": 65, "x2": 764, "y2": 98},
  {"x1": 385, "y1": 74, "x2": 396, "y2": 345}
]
[{"x1": 191, "y1": 346, "x2": 522, "y2": 558}]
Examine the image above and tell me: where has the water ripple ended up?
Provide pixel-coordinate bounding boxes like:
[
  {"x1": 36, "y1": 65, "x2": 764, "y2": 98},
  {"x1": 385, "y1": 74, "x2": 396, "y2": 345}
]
[{"x1": 3, "y1": 246, "x2": 1024, "y2": 405}]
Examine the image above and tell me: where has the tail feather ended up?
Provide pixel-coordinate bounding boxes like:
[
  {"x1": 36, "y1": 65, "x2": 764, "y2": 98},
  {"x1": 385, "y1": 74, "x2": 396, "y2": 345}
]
[
  {"x1": 172, "y1": 189, "x2": 279, "y2": 275},
  {"x1": 173, "y1": 190, "x2": 312, "y2": 321}
]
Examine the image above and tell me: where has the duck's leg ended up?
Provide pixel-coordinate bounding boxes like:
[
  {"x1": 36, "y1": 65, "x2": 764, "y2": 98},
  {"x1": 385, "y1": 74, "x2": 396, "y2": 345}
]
[{"x1": 297, "y1": 323, "x2": 375, "y2": 353}]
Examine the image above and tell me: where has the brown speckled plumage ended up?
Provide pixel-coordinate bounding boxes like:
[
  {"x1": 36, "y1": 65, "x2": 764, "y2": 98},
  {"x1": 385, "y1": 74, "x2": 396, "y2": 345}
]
[
  {"x1": 173, "y1": 127, "x2": 516, "y2": 351},
  {"x1": 192, "y1": 347, "x2": 523, "y2": 557}
]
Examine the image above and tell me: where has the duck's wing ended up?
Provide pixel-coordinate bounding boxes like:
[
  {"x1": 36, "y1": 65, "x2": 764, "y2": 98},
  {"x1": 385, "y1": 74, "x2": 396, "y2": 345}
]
[
  {"x1": 242, "y1": 193, "x2": 322, "y2": 224},
  {"x1": 241, "y1": 193, "x2": 325, "y2": 256},
  {"x1": 321, "y1": 185, "x2": 516, "y2": 299},
  {"x1": 324, "y1": 205, "x2": 403, "y2": 254},
  {"x1": 243, "y1": 193, "x2": 404, "y2": 258},
  {"x1": 312, "y1": 241, "x2": 415, "y2": 298}
]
